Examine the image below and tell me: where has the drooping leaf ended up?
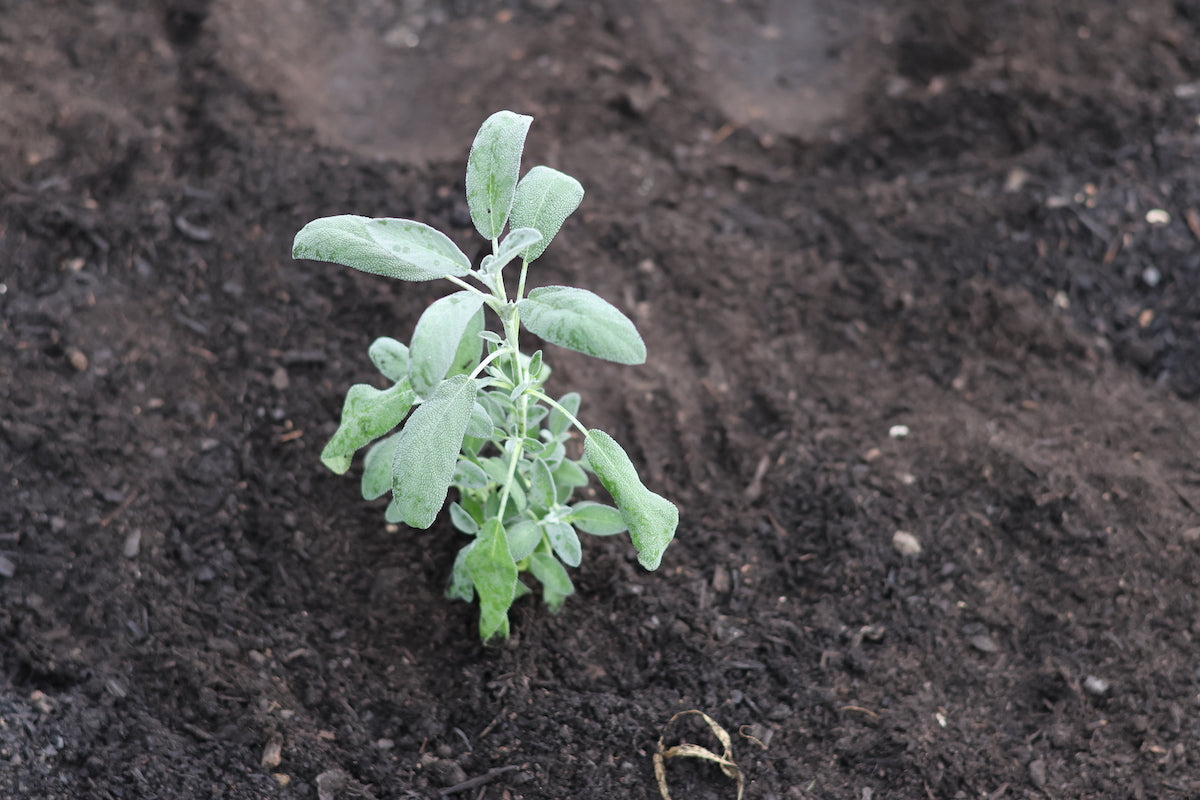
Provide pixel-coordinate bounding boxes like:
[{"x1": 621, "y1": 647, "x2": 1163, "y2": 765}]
[
  {"x1": 321, "y1": 381, "x2": 415, "y2": 474},
  {"x1": 506, "y1": 519, "x2": 542, "y2": 562},
  {"x1": 567, "y1": 501, "x2": 627, "y2": 536},
  {"x1": 449, "y1": 502, "x2": 479, "y2": 535},
  {"x1": 391, "y1": 375, "x2": 478, "y2": 529},
  {"x1": 465, "y1": 111, "x2": 532, "y2": 240},
  {"x1": 466, "y1": 519, "x2": 518, "y2": 640},
  {"x1": 583, "y1": 429, "x2": 678, "y2": 570},
  {"x1": 518, "y1": 286, "x2": 646, "y2": 365},
  {"x1": 409, "y1": 291, "x2": 486, "y2": 397},
  {"x1": 510, "y1": 166, "x2": 585, "y2": 262},
  {"x1": 466, "y1": 401, "x2": 496, "y2": 438},
  {"x1": 545, "y1": 521, "x2": 582, "y2": 568},
  {"x1": 368, "y1": 337, "x2": 410, "y2": 382},
  {"x1": 491, "y1": 227, "x2": 543, "y2": 272},
  {"x1": 528, "y1": 551, "x2": 574, "y2": 612},
  {"x1": 361, "y1": 431, "x2": 402, "y2": 500},
  {"x1": 293, "y1": 215, "x2": 471, "y2": 281}
]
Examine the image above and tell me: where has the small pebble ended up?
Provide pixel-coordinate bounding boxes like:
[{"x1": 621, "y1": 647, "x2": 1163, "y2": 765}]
[
  {"x1": 1084, "y1": 675, "x2": 1110, "y2": 695},
  {"x1": 123, "y1": 530, "x2": 141, "y2": 558},
  {"x1": 0, "y1": 554, "x2": 14, "y2": 578},
  {"x1": 892, "y1": 530, "x2": 922, "y2": 557},
  {"x1": 1028, "y1": 758, "x2": 1047, "y2": 788},
  {"x1": 67, "y1": 347, "x2": 88, "y2": 371},
  {"x1": 888, "y1": 424, "x2": 909, "y2": 439},
  {"x1": 969, "y1": 634, "x2": 998, "y2": 653},
  {"x1": 1145, "y1": 208, "x2": 1171, "y2": 225}
]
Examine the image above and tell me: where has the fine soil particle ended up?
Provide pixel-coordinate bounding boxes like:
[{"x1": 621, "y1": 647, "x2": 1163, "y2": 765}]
[{"x1": 4, "y1": 1, "x2": 1200, "y2": 798}]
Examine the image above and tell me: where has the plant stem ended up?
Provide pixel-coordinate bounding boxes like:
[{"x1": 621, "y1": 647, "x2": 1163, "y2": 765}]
[{"x1": 530, "y1": 390, "x2": 588, "y2": 437}]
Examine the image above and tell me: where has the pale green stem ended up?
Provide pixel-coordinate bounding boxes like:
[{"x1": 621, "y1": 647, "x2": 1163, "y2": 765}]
[{"x1": 529, "y1": 390, "x2": 588, "y2": 437}]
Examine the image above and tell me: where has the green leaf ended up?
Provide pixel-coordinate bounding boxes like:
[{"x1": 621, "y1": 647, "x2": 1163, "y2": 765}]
[
  {"x1": 545, "y1": 521, "x2": 582, "y2": 568},
  {"x1": 548, "y1": 391, "x2": 580, "y2": 437},
  {"x1": 368, "y1": 337, "x2": 410, "y2": 382},
  {"x1": 321, "y1": 381, "x2": 416, "y2": 474},
  {"x1": 384, "y1": 497, "x2": 403, "y2": 524},
  {"x1": 583, "y1": 429, "x2": 678, "y2": 570},
  {"x1": 454, "y1": 459, "x2": 489, "y2": 490},
  {"x1": 466, "y1": 111, "x2": 532, "y2": 240},
  {"x1": 491, "y1": 227, "x2": 543, "y2": 272},
  {"x1": 293, "y1": 215, "x2": 470, "y2": 281},
  {"x1": 449, "y1": 502, "x2": 479, "y2": 534},
  {"x1": 506, "y1": 519, "x2": 542, "y2": 562},
  {"x1": 466, "y1": 402, "x2": 496, "y2": 438},
  {"x1": 528, "y1": 552, "x2": 574, "y2": 612},
  {"x1": 567, "y1": 501, "x2": 627, "y2": 536},
  {"x1": 466, "y1": 519, "x2": 518, "y2": 640},
  {"x1": 446, "y1": 543, "x2": 475, "y2": 602},
  {"x1": 510, "y1": 165, "x2": 585, "y2": 262},
  {"x1": 409, "y1": 291, "x2": 486, "y2": 397},
  {"x1": 361, "y1": 431, "x2": 402, "y2": 500},
  {"x1": 528, "y1": 458, "x2": 556, "y2": 512},
  {"x1": 391, "y1": 375, "x2": 478, "y2": 529},
  {"x1": 552, "y1": 458, "x2": 588, "y2": 503},
  {"x1": 518, "y1": 286, "x2": 646, "y2": 365}
]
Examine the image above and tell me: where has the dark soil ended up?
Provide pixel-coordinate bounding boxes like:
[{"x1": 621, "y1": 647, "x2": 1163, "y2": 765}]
[{"x1": 5, "y1": 1, "x2": 1200, "y2": 798}]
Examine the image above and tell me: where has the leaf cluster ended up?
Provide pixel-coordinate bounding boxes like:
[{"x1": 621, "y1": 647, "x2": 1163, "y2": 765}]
[{"x1": 293, "y1": 111, "x2": 677, "y2": 640}]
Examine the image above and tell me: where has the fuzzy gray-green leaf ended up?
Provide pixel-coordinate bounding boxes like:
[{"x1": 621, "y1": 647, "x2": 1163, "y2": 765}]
[
  {"x1": 510, "y1": 166, "x2": 584, "y2": 262},
  {"x1": 466, "y1": 519, "x2": 518, "y2": 640},
  {"x1": 506, "y1": 519, "x2": 542, "y2": 562},
  {"x1": 391, "y1": 375, "x2": 478, "y2": 529},
  {"x1": 409, "y1": 291, "x2": 486, "y2": 397},
  {"x1": 518, "y1": 286, "x2": 646, "y2": 365},
  {"x1": 293, "y1": 215, "x2": 471, "y2": 281},
  {"x1": 466, "y1": 111, "x2": 532, "y2": 240},
  {"x1": 528, "y1": 552, "x2": 574, "y2": 612},
  {"x1": 492, "y1": 227, "x2": 543, "y2": 272},
  {"x1": 545, "y1": 521, "x2": 582, "y2": 568},
  {"x1": 321, "y1": 381, "x2": 415, "y2": 474},
  {"x1": 368, "y1": 337, "x2": 409, "y2": 382},
  {"x1": 567, "y1": 501, "x2": 627, "y2": 536},
  {"x1": 361, "y1": 431, "x2": 402, "y2": 500},
  {"x1": 583, "y1": 429, "x2": 678, "y2": 570}
]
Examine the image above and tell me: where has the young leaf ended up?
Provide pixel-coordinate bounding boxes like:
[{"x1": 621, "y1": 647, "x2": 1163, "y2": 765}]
[
  {"x1": 528, "y1": 457, "x2": 557, "y2": 512},
  {"x1": 361, "y1": 431, "x2": 402, "y2": 500},
  {"x1": 293, "y1": 215, "x2": 471, "y2": 281},
  {"x1": 391, "y1": 375, "x2": 478, "y2": 529},
  {"x1": 518, "y1": 286, "x2": 646, "y2": 365},
  {"x1": 368, "y1": 337, "x2": 410, "y2": 382},
  {"x1": 528, "y1": 552, "x2": 574, "y2": 612},
  {"x1": 510, "y1": 165, "x2": 585, "y2": 262},
  {"x1": 492, "y1": 227, "x2": 543, "y2": 272},
  {"x1": 409, "y1": 291, "x2": 486, "y2": 397},
  {"x1": 452, "y1": 458, "x2": 489, "y2": 490},
  {"x1": 466, "y1": 111, "x2": 532, "y2": 240},
  {"x1": 567, "y1": 501, "x2": 627, "y2": 536},
  {"x1": 552, "y1": 459, "x2": 589, "y2": 503},
  {"x1": 548, "y1": 391, "x2": 580, "y2": 437},
  {"x1": 449, "y1": 502, "x2": 480, "y2": 535},
  {"x1": 466, "y1": 519, "x2": 519, "y2": 640},
  {"x1": 321, "y1": 381, "x2": 416, "y2": 474},
  {"x1": 583, "y1": 430, "x2": 678, "y2": 570},
  {"x1": 506, "y1": 519, "x2": 542, "y2": 562},
  {"x1": 545, "y1": 521, "x2": 582, "y2": 568},
  {"x1": 466, "y1": 401, "x2": 496, "y2": 438},
  {"x1": 446, "y1": 543, "x2": 475, "y2": 602}
]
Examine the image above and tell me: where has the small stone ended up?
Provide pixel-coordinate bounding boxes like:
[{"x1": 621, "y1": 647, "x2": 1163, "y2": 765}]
[
  {"x1": 67, "y1": 347, "x2": 88, "y2": 371},
  {"x1": 711, "y1": 567, "x2": 731, "y2": 593},
  {"x1": 316, "y1": 769, "x2": 349, "y2": 800},
  {"x1": 261, "y1": 736, "x2": 283, "y2": 769},
  {"x1": 271, "y1": 367, "x2": 290, "y2": 391},
  {"x1": 1028, "y1": 758, "x2": 1047, "y2": 788},
  {"x1": 1083, "y1": 675, "x2": 1109, "y2": 695},
  {"x1": 888, "y1": 424, "x2": 909, "y2": 439},
  {"x1": 969, "y1": 634, "x2": 998, "y2": 653},
  {"x1": 892, "y1": 530, "x2": 922, "y2": 557},
  {"x1": 375, "y1": 738, "x2": 394, "y2": 751},
  {"x1": 0, "y1": 554, "x2": 14, "y2": 578},
  {"x1": 123, "y1": 530, "x2": 141, "y2": 558},
  {"x1": 427, "y1": 758, "x2": 467, "y2": 788},
  {"x1": 1145, "y1": 208, "x2": 1171, "y2": 225}
]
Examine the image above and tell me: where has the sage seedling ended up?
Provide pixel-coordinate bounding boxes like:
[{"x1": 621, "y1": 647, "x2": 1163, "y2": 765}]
[{"x1": 294, "y1": 111, "x2": 678, "y2": 640}]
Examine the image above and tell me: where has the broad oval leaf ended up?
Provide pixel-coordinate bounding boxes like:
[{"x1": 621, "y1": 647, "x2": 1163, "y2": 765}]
[
  {"x1": 361, "y1": 431, "x2": 402, "y2": 500},
  {"x1": 452, "y1": 459, "x2": 489, "y2": 490},
  {"x1": 567, "y1": 501, "x2": 627, "y2": 536},
  {"x1": 368, "y1": 337, "x2": 409, "y2": 382},
  {"x1": 321, "y1": 381, "x2": 415, "y2": 474},
  {"x1": 391, "y1": 375, "x2": 479, "y2": 529},
  {"x1": 545, "y1": 521, "x2": 582, "y2": 568},
  {"x1": 506, "y1": 519, "x2": 542, "y2": 562},
  {"x1": 466, "y1": 111, "x2": 532, "y2": 240},
  {"x1": 293, "y1": 215, "x2": 470, "y2": 281},
  {"x1": 583, "y1": 429, "x2": 678, "y2": 570},
  {"x1": 466, "y1": 402, "x2": 496, "y2": 438},
  {"x1": 449, "y1": 502, "x2": 479, "y2": 535},
  {"x1": 518, "y1": 286, "x2": 646, "y2": 365},
  {"x1": 466, "y1": 519, "x2": 519, "y2": 640},
  {"x1": 446, "y1": 543, "x2": 475, "y2": 602},
  {"x1": 409, "y1": 291, "x2": 486, "y2": 397},
  {"x1": 510, "y1": 166, "x2": 584, "y2": 262}
]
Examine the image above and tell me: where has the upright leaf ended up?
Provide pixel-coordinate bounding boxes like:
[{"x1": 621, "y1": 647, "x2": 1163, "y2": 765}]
[
  {"x1": 518, "y1": 286, "x2": 646, "y2": 365},
  {"x1": 510, "y1": 166, "x2": 585, "y2": 262},
  {"x1": 321, "y1": 381, "x2": 415, "y2": 474},
  {"x1": 545, "y1": 522, "x2": 582, "y2": 568},
  {"x1": 361, "y1": 431, "x2": 402, "y2": 500},
  {"x1": 409, "y1": 291, "x2": 486, "y2": 397},
  {"x1": 368, "y1": 337, "x2": 409, "y2": 382},
  {"x1": 465, "y1": 111, "x2": 532, "y2": 240},
  {"x1": 584, "y1": 430, "x2": 678, "y2": 570},
  {"x1": 293, "y1": 215, "x2": 471, "y2": 281},
  {"x1": 391, "y1": 375, "x2": 478, "y2": 529},
  {"x1": 528, "y1": 552, "x2": 574, "y2": 612},
  {"x1": 466, "y1": 519, "x2": 519, "y2": 640},
  {"x1": 492, "y1": 227, "x2": 543, "y2": 272}
]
